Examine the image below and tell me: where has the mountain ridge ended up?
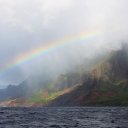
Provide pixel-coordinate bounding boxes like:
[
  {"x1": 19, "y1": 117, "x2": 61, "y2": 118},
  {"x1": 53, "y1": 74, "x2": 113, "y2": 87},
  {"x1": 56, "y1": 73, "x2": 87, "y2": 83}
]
[
  {"x1": 0, "y1": 44, "x2": 128, "y2": 106},
  {"x1": 49, "y1": 44, "x2": 128, "y2": 106}
]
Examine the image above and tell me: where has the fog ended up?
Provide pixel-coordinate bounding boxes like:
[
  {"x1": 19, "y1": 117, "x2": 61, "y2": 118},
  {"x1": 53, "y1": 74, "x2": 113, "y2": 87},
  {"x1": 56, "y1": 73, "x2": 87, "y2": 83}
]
[{"x1": 0, "y1": 0, "x2": 128, "y2": 88}]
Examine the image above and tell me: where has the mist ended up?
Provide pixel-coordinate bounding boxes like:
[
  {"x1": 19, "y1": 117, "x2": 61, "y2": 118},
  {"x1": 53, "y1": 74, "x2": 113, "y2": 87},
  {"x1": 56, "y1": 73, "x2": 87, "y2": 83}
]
[{"x1": 0, "y1": 0, "x2": 128, "y2": 88}]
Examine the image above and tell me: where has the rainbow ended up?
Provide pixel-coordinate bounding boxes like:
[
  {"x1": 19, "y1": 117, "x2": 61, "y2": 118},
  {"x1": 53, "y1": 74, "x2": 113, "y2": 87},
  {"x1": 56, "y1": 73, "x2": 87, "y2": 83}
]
[{"x1": 0, "y1": 30, "x2": 99, "y2": 73}]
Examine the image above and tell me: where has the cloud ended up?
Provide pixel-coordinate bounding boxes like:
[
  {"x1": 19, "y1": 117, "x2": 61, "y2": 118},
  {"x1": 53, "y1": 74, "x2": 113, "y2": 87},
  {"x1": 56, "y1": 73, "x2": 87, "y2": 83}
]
[
  {"x1": 0, "y1": 0, "x2": 74, "y2": 32},
  {"x1": 0, "y1": 0, "x2": 128, "y2": 87}
]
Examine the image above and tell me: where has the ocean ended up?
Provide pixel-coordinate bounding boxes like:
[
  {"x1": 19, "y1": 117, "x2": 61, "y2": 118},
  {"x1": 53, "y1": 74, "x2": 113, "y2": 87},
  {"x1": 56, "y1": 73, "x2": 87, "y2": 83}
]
[{"x1": 0, "y1": 107, "x2": 127, "y2": 128}]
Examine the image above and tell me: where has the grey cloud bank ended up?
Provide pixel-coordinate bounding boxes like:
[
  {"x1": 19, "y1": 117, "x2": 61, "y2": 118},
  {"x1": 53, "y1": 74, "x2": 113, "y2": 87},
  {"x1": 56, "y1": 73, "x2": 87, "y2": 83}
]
[{"x1": 0, "y1": 0, "x2": 128, "y2": 88}]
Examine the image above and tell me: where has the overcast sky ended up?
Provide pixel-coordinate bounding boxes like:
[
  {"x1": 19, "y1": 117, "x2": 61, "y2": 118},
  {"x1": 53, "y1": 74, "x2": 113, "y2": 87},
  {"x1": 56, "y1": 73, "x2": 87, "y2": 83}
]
[{"x1": 0, "y1": 0, "x2": 128, "y2": 88}]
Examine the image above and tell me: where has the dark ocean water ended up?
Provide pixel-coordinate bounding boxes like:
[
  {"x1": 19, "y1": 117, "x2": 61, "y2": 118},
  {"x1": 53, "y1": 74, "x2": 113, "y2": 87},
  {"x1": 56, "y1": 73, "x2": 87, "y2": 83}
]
[{"x1": 0, "y1": 107, "x2": 128, "y2": 128}]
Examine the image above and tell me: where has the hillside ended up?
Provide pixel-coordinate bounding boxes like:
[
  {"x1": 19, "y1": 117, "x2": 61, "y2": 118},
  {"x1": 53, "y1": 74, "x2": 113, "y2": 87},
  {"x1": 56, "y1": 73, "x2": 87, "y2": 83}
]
[
  {"x1": 49, "y1": 44, "x2": 128, "y2": 106},
  {"x1": 0, "y1": 44, "x2": 128, "y2": 107}
]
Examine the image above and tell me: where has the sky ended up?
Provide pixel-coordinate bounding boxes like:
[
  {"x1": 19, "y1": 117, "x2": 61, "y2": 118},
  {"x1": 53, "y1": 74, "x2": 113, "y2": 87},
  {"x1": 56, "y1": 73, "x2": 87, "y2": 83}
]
[{"x1": 0, "y1": 0, "x2": 128, "y2": 88}]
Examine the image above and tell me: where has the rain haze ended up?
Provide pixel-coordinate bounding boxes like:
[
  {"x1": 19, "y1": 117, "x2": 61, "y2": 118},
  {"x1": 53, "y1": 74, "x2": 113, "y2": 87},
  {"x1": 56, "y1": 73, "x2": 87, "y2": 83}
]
[{"x1": 0, "y1": 0, "x2": 128, "y2": 88}]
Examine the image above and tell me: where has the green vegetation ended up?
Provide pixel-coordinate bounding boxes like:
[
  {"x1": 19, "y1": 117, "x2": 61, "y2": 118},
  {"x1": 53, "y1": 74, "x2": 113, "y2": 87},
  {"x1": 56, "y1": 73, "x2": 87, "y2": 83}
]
[
  {"x1": 28, "y1": 90, "x2": 64, "y2": 104},
  {"x1": 95, "y1": 94, "x2": 128, "y2": 106},
  {"x1": 94, "y1": 80, "x2": 128, "y2": 106}
]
